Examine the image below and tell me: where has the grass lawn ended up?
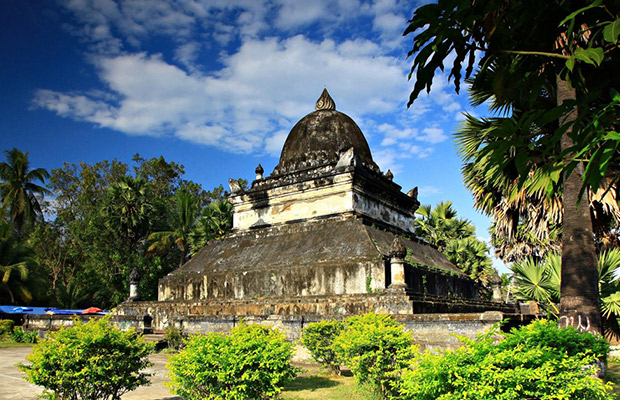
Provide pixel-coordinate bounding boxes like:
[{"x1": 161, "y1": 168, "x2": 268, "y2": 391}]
[
  {"x1": 281, "y1": 364, "x2": 375, "y2": 400},
  {"x1": 606, "y1": 358, "x2": 620, "y2": 397},
  {"x1": 0, "y1": 337, "x2": 34, "y2": 348}
]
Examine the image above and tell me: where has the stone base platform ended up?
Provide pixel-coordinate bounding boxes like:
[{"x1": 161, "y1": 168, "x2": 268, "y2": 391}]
[{"x1": 21, "y1": 293, "x2": 515, "y2": 350}]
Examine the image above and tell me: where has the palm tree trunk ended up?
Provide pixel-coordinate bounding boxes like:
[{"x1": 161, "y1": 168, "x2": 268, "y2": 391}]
[{"x1": 557, "y1": 76, "x2": 602, "y2": 335}]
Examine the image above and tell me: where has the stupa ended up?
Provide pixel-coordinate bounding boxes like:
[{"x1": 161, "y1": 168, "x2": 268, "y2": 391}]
[{"x1": 115, "y1": 89, "x2": 511, "y2": 336}]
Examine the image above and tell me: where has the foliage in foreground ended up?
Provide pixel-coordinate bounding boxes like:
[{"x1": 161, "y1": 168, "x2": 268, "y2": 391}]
[
  {"x1": 400, "y1": 320, "x2": 612, "y2": 400},
  {"x1": 332, "y1": 312, "x2": 416, "y2": 399},
  {"x1": 10, "y1": 326, "x2": 37, "y2": 343},
  {"x1": 301, "y1": 319, "x2": 344, "y2": 374},
  {"x1": 19, "y1": 316, "x2": 154, "y2": 400},
  {"x1": 511, "y1": 249, "x2": 620, "y2": 320},
  {"x1": 0, "y1": 319, "x2": 14, "y2": 335},
  {"x1": 167, "y1": 323, "x2": 298, "y2": 400}
]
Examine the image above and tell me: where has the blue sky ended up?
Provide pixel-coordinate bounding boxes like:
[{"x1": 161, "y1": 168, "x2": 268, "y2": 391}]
[{"x1": 0, "y1": 0, "x2": 506, "y2": 273}]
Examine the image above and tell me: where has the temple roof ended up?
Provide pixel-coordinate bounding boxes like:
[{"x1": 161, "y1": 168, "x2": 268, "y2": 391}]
[
  {"x1": 165, "y1": 218, "x2": 463, "y2": 277},
  {"x1": 274, "y1": 89, "x2": 379, "y2": 174}
]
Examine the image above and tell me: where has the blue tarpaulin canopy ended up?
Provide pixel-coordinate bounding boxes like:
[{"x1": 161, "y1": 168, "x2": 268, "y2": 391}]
[{"x1": 0, "y1": 306, "x2": 106, "y2": 315}]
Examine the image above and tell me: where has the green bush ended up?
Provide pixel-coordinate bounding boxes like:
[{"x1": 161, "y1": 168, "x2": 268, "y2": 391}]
[
  {"x1": 19, "y1": 316, "x2": 154, "y2": 400},
  {"x1": 498, "y1": 319, "x2": 608, "y2": 358},
  {"x1": 400, "y1": 320, "x2": 613, "y2": 400},
  {"x1": 11, "y1": 326, "x2": 38, "y2": 343},
  {"x1": 164, "y1": 325, "x2": 184, "y2": 350},
  {"x1": 333, "y1": 312, "x2": 416, "y2": 399},
  {"x1": 0, "y1": 319, "x2": 14, "y2": 336},
  {"x1": 167, "y1": 323, "x2": 298, "y2": 400},
  {"x1": 301, "y1": 319, "x2": 344, "y2": 374}
]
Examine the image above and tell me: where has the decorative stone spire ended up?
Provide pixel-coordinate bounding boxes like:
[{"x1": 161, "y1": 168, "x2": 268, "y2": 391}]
[
  {"x1": 315, "y1": 88, "x2": 336, "y2": 111},
  {"x1": 389, "y1": 237, "x2": 407, "y2": 259},
  {"x1": 129, "y1": 268, "x2": 140, "y2": 301},
  {"x1": 255, "y1": 163, "x2": 264, "y2": 180},
  {"x1": 385, "y1": 169, "x2": 394, "y2": 181}
]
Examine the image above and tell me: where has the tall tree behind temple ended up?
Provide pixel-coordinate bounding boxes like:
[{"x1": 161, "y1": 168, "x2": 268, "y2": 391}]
[
  {"x1": 148, "y1": 189, "x2": 200, "y2": 268},
  {"x1": 405, "y1": 0, "x2": 620, "y2": 334},
  {"x1": 31, "y1": 156, "x2": 212, "y2": 308},
  {"x1": 0, "y1": 148, "x2": 49, "y2": 236},
  {"x1": 0, "y1": 218, "x2": 32, "y2": 304},
  {"x1": 414, "y1": 201, "x2": 495, "y2": 285}
]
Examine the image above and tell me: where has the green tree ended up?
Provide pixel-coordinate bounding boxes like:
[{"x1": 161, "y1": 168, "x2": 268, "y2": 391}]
[
  {"x1": 189, "y1": 199, "x2": 233, "y2": 255},
  {"x1": 400, "y1": 320, "x2": 612, "y2": 400},
  {"x1": 444, "y1": 237, "x2": 493, "y2": 285},
  {"x1": 167, "y1": 323, "x2": 297, "y2": 400},
  {"x1": 148, "y1": 190, "x2": 199, "y2": 267},
  {"x1": 0, "y1": 148, "x2": 49, "y2": 236},
  {"x1": 333, "y1": 312, "x2": 416, "y2": 399},
  {"x1": 301, "y1": 319, "x2": 344, "y2": 374},
  {"x1": 512, "y1": 249, "x2": 620, "y2": 325},
  {"x1": 456, "y1": 96, "x2": 619, "y2": 265},
  {"x1": 405, "y1": 0, "x2": 620, "y2": 334},
  {"x1": 415, "y1": 201, "x2": 495, "y2": 284},
  {"x1": 414, "y1": 201, "x2": 475, "y2": 252},
  {"x1": 30, "y1": 155, "x2": 230, "y2": 307},
  {"x1": 103, "y1": 175, "x2": 155, "y2": 246},
  {"x1": 0, "y1": 219, "x2": 33, "y2": 304}
]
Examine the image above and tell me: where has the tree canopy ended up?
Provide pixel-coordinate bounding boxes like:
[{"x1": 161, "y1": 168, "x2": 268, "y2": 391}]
[{"x1": 405, "y1": 0, "x2": 620, "y2": 333}]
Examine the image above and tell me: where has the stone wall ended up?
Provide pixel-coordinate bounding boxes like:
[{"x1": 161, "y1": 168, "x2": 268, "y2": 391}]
[{"x1": 21, "y1": 310, "x2": 506, "y2": 351}]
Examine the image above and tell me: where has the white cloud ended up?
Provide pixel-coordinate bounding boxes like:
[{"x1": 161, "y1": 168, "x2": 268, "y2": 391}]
[
  {"x1": 264, "y1": 129, "x2": 289, "y2": 156},
  {"x1": 417, "y1": 127, "x2": 447, "y2": 144},
  {"x1": 418, "y1": 185, "x2": 442, "y2": 197},
  {"x1": 274, "y1": 0, "x2": 332, "y2": 30},
  {"x1": 37, "y1": 0, "x2": 466, "y2": 161},
  {"x1": 174, "y1": 42, "x2": 201, "y2": 71},
  {"x1": 33, "y1": 35, "x2": 409, "y2": 154}
]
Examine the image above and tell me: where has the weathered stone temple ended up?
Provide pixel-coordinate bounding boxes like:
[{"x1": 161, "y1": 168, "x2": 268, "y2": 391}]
[{"x1": 115, "y1": 90, "x2": 511, "y2": 345}]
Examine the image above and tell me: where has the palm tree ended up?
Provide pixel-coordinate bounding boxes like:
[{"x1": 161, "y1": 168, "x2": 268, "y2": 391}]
[
  {"x1": 457, "y1": 113, "x2": 620, "y2": 264},
  {"x1": 0, "y1": 148, "x2": 50, "y2": 236},
  {"x1": 512, "y1": 249, "x2": 620, "y2": 334},
  {"x1": 103, "y1": 176, "x2": 154, "y2": 245},
  {"x1": 414, "y1": 201, "x2": 475, "y2": 251},
  {"x1": 445, "y1": 237, "x2": 494, "y2": 285},
  {"x1": 148, "y1": 190, "x2": 199, "y2": 268},
  {"x1": 189, "y1": 199, "x2": 233, "y2": 255},
  {"x1": 512, "y1": 253, "x2": 561, "y2": 313},
  {"x1": 0, "y1": 219, "x2": 33, "y2": 304},
  {"x1": 456, "y1": 60, "x2": 620, "y2": 333},
  {"x1": 406, "y1": 0, "x2": 620, "y2": 335}
]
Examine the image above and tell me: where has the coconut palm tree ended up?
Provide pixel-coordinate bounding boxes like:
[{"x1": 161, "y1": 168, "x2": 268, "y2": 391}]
[
  {"x1": 148, "y1": 190, "x2": 199, "y2": 268},
  {"x1": 0, "y1": 219, "x2": 33, "y2": 304},
  {"x1": 0, "y1": 148, "x2": 50, "y2": 236},
  {"x1": 189, "y1": 199, "x2": 233, "y2": 255}
]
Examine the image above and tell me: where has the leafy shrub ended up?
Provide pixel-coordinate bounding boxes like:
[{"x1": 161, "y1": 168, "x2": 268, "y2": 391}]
[
  {"x1": 301, "y1": 319, "x2": 344, "y2": 374},
  {"x1": 164, "y1": 325, "x2": 184, "y2": 350},
  {"x1": 167, "y1": 323, "x2": 298, "y2": 400},
  {"x1": 400, "y1": 320, "x2": 613, "y2": 400},
  {"x1": 333, "y1": 312, "x2": 416, "y2": 399},
  {"x1": 0, "y1": 319, "x2": 14, "y2": 336},
  {"x1": 19, "y1": 316, "x2": 154, "y2": 400},
  {"x1": 498, "y1": 319, "x2": 608, "y2": 358},
  {"x1": 11, "y1": 326, "x2": 38, "y2": 343}
]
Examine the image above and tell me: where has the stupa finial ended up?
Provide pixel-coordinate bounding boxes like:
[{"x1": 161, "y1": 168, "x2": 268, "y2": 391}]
[{"x1": 315, "y1": 88, "x2": 336, "y2": 111}]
